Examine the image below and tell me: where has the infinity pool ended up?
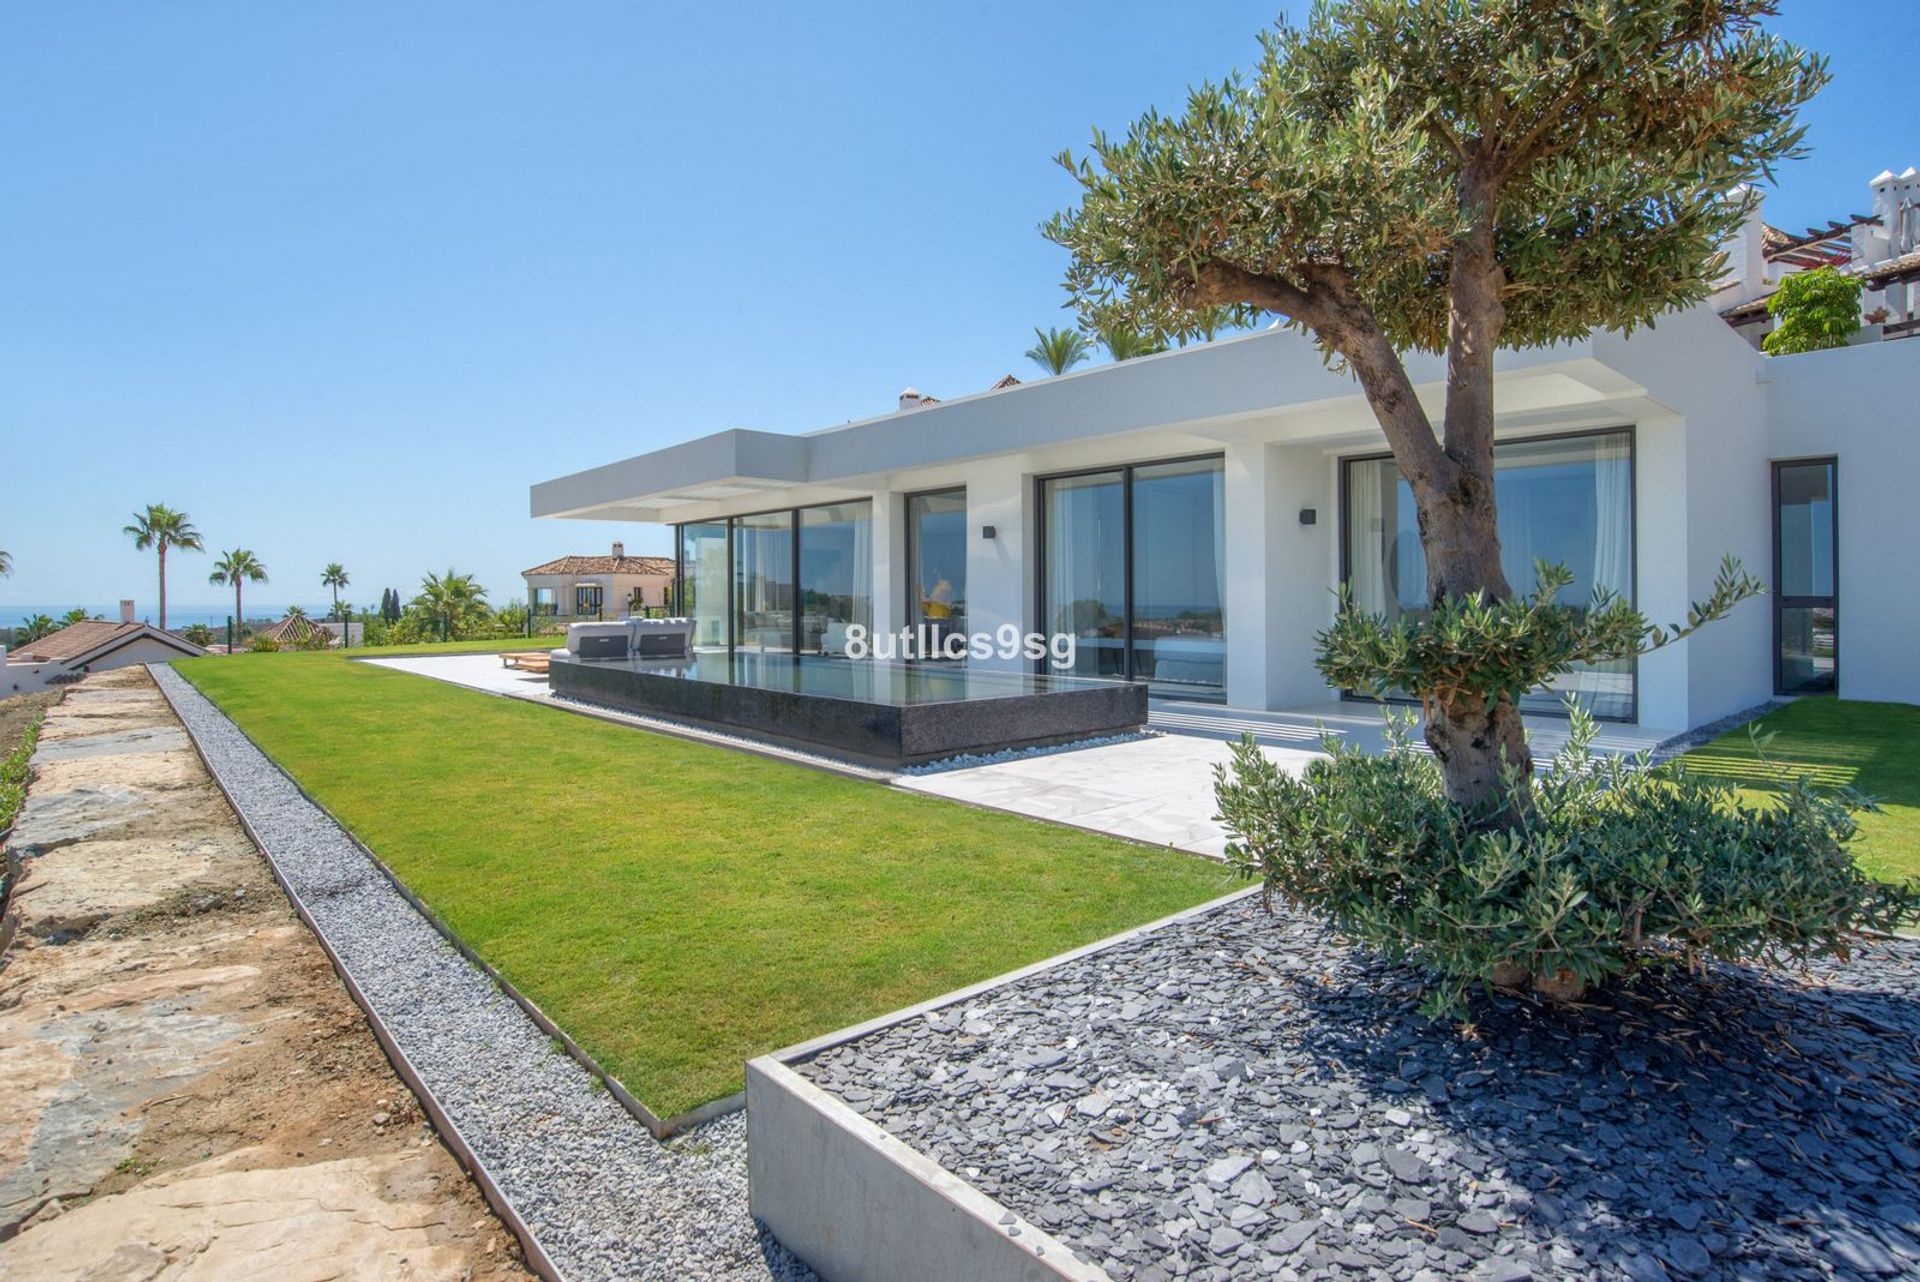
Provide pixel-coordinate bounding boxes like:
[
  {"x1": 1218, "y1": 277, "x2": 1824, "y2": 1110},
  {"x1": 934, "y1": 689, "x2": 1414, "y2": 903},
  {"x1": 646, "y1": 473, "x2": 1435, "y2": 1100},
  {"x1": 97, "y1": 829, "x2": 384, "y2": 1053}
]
[{"x1": 547, "y1": 651, "x2": 1147, "y2": 766}]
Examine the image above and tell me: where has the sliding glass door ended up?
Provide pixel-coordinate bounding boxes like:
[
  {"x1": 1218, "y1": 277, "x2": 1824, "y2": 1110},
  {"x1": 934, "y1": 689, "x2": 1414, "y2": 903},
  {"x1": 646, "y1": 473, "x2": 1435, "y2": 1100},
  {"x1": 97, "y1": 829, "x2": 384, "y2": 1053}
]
[
  {"x1": 1039, "y1": 456, "x2": 1226, "y2": 699},
  {"x1": 1131, "y1": 458, "x2": 1226, "y2": 696},
  {"x1": 1343, "y1": 429, "x2": 1635, "y2": 719},
  {"x1": 1042, "y1": 470, "x2": 1127, "y2": 681},
  {"x1": 907, "y1": 489, "x2": 967, "y2": 641},
  {"x1": 799, "y1": 502, "x2": 872, "y2": 654},
  {"x1": 678, "y1": 522, "x2": 730, "y2": 648},
  {"x1": 1774, "y1": 458, "x2": 1837, "y2": 695},
  {"x1": 733, "y1": 511, "x2": 795, "y2": 653},
  {"x1": 676, "y1": 499, "x2": 874, "y2": 657}
]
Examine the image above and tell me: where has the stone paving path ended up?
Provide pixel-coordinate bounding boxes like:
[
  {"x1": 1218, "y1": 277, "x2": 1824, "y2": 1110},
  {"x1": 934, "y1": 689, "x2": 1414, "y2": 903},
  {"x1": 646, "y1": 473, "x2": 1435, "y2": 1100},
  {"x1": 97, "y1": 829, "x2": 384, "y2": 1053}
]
[
  {"x1": 149, "y1": 664, "x2": 812, "y2": 1282},
  {"x1": 0, "y1": 670, "x2": 532, "y2": 1281}
]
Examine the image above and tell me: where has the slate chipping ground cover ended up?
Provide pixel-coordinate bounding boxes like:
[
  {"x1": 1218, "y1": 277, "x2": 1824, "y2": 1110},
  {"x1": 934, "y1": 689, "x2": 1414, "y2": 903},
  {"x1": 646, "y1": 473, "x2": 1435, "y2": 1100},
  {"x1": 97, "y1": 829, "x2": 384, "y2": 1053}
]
[{"x1": 801, "y1": 896, "x2": 1920, "y2": 1281}]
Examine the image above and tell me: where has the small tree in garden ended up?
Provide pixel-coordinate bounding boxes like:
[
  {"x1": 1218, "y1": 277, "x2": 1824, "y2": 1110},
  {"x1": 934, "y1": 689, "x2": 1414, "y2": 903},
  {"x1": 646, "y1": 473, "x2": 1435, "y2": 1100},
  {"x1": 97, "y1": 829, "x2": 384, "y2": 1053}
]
[
  {"x1": 1216, "y1": 711, "x2": 1919, "y2": 1012},
  {"x1": 412, "y1": 568, "x2": 491, "y2": 640},
  {"x1": 1763, "y1": 266, "x2": 1862, "y2": 354},
  {"x1": 1048, "y1": 2, "x2": 1915, "y2": 1003},
  {"x1": 1047, "y1": 0, "x2": 1821, "y2": 818}
]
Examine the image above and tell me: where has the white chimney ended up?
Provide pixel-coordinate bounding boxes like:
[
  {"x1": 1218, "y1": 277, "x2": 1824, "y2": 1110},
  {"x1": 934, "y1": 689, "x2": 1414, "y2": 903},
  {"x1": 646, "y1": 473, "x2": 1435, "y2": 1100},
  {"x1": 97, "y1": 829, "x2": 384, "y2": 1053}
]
[
  {"x1": 898, "y1": 387, "x2": 924, "y2": 411},
  {"x1": 612, "y1": 541, "x2": 625, "y2": 559},
  {"x1": 120, "y1": 599, "x2": 136, "y2": 624}
]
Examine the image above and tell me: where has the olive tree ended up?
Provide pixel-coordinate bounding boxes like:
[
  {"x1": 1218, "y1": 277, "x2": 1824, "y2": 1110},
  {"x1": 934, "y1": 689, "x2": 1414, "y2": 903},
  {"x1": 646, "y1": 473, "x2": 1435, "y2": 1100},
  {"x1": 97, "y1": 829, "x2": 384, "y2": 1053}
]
[{"x1": 1047, "y1": 0, "x2": 1822, "y2": 819}]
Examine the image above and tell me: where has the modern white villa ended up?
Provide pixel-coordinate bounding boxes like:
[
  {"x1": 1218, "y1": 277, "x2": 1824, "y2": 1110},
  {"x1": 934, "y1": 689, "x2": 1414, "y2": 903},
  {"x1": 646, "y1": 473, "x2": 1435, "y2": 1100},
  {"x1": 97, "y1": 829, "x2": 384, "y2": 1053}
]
[{"x1": 532, "y1": 175, "x2": 1920, "y2": 741}]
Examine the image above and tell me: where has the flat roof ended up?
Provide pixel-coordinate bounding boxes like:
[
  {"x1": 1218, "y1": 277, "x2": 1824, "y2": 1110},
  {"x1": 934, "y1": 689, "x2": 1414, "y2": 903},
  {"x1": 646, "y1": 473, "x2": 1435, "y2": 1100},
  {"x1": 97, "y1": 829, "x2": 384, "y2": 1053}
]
[{"x1": 530, "y1": 324, "x2": 1622, "y2": 524}]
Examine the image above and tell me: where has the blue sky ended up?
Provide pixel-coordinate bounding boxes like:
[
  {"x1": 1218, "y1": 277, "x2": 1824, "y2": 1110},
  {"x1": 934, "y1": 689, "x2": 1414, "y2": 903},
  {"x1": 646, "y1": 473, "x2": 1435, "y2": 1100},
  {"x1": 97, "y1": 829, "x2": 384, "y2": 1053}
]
[{"x1": 0, "y1": 2, "x2": 1896, "y2": 619}]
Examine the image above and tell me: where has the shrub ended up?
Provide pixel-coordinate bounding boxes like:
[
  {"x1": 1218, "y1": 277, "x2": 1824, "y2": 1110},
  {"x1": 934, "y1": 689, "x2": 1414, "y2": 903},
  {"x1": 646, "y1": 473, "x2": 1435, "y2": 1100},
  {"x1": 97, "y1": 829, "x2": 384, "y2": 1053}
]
[
  {"x1": 1, "y1": 711, "x2": 43, "y2": 831},
  {"x1": 245, "y1": 634, "x2": 280, "y2": 653},
  {"x1": 180, "y1": 623, "x2": 216, "y2": 648},
  {"x1": 1214, "y1": 709, "x2": 1919, "y2": 1017},
  {"x1": 1763, "y1": 266, "x2": 1862, "y2": 355}
]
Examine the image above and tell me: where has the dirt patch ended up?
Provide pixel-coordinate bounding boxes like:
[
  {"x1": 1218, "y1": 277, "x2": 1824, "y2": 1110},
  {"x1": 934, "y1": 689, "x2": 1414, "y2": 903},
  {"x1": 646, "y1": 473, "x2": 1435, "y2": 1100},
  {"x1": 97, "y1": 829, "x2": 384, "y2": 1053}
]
[
  {"x1": 0, "y1": 691, "x2": 57, "y2": 765},
  {"x1": 0, "y1": 668, "x2": 533, "y2": 1280}
]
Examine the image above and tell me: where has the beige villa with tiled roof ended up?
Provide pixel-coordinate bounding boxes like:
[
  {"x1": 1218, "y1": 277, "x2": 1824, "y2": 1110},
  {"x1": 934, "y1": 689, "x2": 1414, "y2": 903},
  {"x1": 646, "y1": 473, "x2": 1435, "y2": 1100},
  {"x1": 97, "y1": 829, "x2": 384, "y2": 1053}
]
[{"x1": 522, "y1": 542, "x2": 675, "y2": 620}]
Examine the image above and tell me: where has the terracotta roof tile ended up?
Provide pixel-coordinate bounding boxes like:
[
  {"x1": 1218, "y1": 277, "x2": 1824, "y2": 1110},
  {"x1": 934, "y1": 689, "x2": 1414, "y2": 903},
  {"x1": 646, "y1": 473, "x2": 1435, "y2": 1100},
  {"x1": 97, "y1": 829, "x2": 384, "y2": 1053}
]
[
  {"x1": 258, "y1": 615, "x2": 331, "y2": 645},
  {"x1": 11, "y1": 619, "x2": 140, "y2": 662},
  {"x1": 10, "y1": 619, "x2": 203, "y2": 663},
  {"x1": 522, "y1": 555, "x2": 676, "y2": 577}
]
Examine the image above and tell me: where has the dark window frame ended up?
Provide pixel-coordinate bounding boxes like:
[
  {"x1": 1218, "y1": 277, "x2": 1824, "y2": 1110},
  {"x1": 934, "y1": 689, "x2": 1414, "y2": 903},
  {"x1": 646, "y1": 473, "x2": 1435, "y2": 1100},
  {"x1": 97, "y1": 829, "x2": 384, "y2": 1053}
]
[
  {"x1": 674, "y1": 497, "x2": 874, "y2": 655},
  {"x1": 1771, "y1": 455, "x2": 1839, "y2": 697},
  {"x1": 1335, "y1": 424, "x2": 1640, "y2": 723},
  {"x1": 1032, "y1": 450, "x2": 1227, "y2": 701}
]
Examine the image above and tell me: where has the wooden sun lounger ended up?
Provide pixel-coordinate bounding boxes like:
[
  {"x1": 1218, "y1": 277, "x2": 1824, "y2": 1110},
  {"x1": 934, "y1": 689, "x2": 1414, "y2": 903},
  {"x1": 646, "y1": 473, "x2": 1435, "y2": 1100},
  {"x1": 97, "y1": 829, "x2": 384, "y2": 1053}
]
[{"x1": 500, "y1": 651, "x2": 552, "y2": 674}]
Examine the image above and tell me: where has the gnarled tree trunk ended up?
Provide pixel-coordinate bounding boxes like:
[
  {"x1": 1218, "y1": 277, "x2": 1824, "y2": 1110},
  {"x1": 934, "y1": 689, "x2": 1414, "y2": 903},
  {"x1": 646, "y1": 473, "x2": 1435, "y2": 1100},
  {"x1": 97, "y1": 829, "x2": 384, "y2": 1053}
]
[{"x1": 1416, "y1": 197, "x2": 1534, "y2": 824}]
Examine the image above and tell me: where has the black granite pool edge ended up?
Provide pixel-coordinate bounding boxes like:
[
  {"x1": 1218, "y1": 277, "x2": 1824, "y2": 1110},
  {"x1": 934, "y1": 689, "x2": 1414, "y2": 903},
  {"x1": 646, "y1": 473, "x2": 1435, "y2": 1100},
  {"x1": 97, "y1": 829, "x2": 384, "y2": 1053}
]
[{"x1": 548, "y1": 656, "x2": 1149, "y2": 767}]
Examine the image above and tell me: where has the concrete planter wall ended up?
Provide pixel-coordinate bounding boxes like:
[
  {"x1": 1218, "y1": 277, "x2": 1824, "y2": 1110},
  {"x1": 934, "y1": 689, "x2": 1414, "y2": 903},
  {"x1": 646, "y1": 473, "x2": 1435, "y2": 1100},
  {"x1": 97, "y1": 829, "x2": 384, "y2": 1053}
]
[{"x1": 746, "y1": 889, "x2": 1256, "y2": 1282}]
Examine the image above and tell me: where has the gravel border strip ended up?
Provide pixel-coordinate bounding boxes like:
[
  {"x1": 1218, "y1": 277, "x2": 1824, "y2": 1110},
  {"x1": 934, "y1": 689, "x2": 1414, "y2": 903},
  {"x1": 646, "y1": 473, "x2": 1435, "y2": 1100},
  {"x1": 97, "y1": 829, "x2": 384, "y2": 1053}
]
[
  {"x1": 149, "y1": 664, "x2": 811, "y2": 1282},
  {"x1": 1645, "y1": 700, "x2": 1783, "y2": 764}
]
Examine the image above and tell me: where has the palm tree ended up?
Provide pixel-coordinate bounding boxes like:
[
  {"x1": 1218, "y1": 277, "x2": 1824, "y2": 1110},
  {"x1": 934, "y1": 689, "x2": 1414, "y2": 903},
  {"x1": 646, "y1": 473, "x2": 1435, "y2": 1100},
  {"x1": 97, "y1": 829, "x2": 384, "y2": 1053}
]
[
  {"x1": 123, "y1": 504, "x2": 203, "y2": 632},
  {"x1": 321, "y1": 562, "x2": 350, "y2": 621},
  {"x1": 1099, "y1": 327, "x2": 1168, "y2": 362},
  {"x1": 414, "y1": 568, "x2": 489, "y2": 641},
  {"x1": 284, "y1": 604, "x2": 307, "y2": 620},
  {"x1": 1174, "y1": 305, "x2": 1237, "y2": 347},
  {"x1": 0, "y1": 549, "x2": 11, "y2": 577},
  {"x1": 17, "y1": 613, "x2": 55, "y2": 644},
  {"x1": 1025, "y1": 326, "x2": 1093, "y2": 376},
  {"x1": 208, "y1": 549, "x2": 269, "y2": 633},
  {"x1": 61, "y1": 607, "x2": 91, "y2": 626}
]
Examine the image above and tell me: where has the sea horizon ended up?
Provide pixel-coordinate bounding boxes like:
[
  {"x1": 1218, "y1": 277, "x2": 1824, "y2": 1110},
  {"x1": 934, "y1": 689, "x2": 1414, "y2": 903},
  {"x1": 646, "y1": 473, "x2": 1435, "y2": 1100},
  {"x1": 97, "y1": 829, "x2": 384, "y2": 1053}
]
[{"x1": 0, "y1": 602, "x2": 333, "y2": 630}]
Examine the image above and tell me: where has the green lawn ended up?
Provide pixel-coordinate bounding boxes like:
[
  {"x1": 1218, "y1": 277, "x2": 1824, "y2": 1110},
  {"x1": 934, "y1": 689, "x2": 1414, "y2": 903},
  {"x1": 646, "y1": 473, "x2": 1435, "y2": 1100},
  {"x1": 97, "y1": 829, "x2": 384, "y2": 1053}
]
[
  {"x1": 176, "y1": 652, "x2": 1228, "y2": 1116},
  {"x1": 344, "y1": 636, "x2": 555, "y2": 658},
  {"x1": 1676, "y1": 698, "x2": 1920, "y2": 884}
]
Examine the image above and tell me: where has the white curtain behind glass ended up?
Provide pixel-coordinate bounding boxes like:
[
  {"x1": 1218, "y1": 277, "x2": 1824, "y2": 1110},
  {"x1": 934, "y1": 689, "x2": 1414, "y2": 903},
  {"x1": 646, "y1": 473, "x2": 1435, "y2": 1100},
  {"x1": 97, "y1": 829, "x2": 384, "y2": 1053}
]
[
  {"x1": 851, "y1": 506, "x2": 872, "y2": 631},
  {"x1": 1347, "y1": 461, "x2": 1385, "y2": 613},
  {"x1": 1591, "y1": 435, "x2": 1631, "y2": 604}
]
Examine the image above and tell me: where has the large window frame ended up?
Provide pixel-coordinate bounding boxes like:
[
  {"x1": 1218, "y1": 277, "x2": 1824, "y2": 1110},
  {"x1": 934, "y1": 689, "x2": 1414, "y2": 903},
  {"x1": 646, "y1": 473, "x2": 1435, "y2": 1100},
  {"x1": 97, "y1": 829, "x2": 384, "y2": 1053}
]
[
  {"x1": 674, "y1": 498, "x2": 873, "y2": 655},
  {"x1": 1771, "y1": 456, "x2": 1839, "y2": 697},
  {"x1": 1032, "y1": 451, "x2": 1227, "y2": 701},
  {"x1": 1337, "y1": 425, "x2": 1640, "y2": 723}
]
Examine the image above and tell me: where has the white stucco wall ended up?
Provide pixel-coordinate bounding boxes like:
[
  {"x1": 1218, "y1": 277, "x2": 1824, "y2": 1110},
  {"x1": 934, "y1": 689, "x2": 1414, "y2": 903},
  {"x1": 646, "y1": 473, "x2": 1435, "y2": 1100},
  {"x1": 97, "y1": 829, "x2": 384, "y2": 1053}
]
[
  {"x1": 3, "y1": 651, "x2": 61, "y2": 698},
  {"x1": 1767, "y1": 340, "x2": 1920, "y2": 706},
  {"x1": 962, "y1": 457, "x2": 1035, "y2": 675},
  {"x1": 1597, "y1": 306, "x2": 1776, "y2": 730}
]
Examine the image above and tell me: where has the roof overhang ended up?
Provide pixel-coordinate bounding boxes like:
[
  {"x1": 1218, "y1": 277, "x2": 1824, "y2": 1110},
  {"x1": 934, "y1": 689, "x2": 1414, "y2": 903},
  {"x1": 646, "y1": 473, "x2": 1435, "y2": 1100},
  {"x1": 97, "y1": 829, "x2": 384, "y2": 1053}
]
[{"x1": 530, "y1": 428, "x2": 809, "y2": 522}]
